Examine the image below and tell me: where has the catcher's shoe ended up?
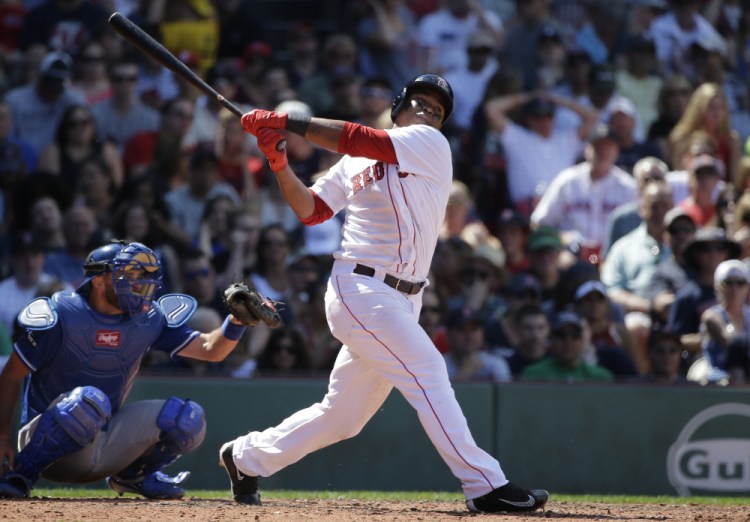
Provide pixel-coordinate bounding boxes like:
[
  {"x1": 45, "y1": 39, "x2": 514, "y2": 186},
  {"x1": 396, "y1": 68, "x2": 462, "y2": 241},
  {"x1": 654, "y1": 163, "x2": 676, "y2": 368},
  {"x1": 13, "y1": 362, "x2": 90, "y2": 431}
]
[
  {"x1": 466, "y1": 481, "x2": 548, "y2": 513},
  {"x1": 219, "y1": 441, "x2": 261, "y2": 505},
  {"x1": 107, "y1": 470, "x2": 189, "y2": 500},
  {"x1": 0, "y1": 472, "x2": 31, "y2": 499}
]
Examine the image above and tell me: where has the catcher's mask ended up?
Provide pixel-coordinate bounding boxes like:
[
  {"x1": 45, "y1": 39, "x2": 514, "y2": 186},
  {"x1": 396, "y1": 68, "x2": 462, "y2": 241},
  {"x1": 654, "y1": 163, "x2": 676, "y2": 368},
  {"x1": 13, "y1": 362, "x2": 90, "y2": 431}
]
[
  {"x1": 111, "y1": 242, "x2": 162, "y2": 324},
  {"x1": 390, "y1": 74, "x2": 454, "y2": 124}
]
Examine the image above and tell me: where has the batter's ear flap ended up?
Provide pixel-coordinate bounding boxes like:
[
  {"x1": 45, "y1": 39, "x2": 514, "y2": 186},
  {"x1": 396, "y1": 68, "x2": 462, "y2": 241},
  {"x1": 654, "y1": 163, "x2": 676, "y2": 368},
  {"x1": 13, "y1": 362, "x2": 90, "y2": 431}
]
[{"x1": 390, "y1": 88, "x2": 407, "y2": 122}]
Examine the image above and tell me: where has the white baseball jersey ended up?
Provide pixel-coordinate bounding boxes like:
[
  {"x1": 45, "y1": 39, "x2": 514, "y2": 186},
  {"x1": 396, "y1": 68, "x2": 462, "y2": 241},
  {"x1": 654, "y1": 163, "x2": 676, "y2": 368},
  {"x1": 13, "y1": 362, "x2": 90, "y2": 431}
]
[
  {"x1": 531, "y1": 162, "x2": 638, "y2": 248},
  {"x1": 311, "y1": 124, "x2": 452, "y2": 281},
  {"x1": 229, "y1": 122, "x2": 511, "y2": 500}
]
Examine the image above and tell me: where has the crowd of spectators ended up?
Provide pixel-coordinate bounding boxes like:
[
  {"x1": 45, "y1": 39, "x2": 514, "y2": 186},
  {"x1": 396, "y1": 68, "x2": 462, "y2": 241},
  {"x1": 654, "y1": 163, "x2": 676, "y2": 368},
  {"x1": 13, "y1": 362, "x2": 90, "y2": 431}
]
[{"x1": 2, "y1": 0, "x2": 750, "y2": 386}]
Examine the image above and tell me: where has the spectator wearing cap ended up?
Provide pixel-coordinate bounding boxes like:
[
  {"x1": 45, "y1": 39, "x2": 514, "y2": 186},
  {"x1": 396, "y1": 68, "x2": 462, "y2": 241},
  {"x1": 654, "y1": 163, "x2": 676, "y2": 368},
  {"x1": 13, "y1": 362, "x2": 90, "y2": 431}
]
[
  {"x1": 603, "y1": 156, "x2": 669, "y2": 256},
  {"x1": 416, "y1": 0, "x2": 502, "y2": 76},
  {"x1": 526, "y1": 225, "x2": 565, "y2": 307},
  {"x1": 501, "y1": 303, "x2": 549, "y2": 377},
  {"x1": 642, "y1": 327, "x2": 690, "y2": 384},
  {"x1": 647, "y1": 207, "x2": 697, "y2": 323},
  {"x1": 164, "y1": 145, "x2": 241, "y2": 240},
  {"x1": 699, "y1": 259, "x2": 750, "y2": 381},
  {"x1": 602, "y1": 181, "x2": 673, "y2": 320},
  {"x1": 235, "y1": 41, "x2": 275, "y2": 109},
  {"x1": 668, "y1": 83, "x2": 740, "y2": 185},
  {"x1": 122, "y1": 96, "x2": 196, "y2": 180},
  {"x1": 483, "y1": 90, "x2": 598, "y2": 215},
  {"x1": 521, "y1": 310, "x2": 614, "y2": 382},
  {"x1": 445, "y1": 242, "x2": 510, "y2": 347},
  {"x1": 573, "y1": 279, "x2": 640, "y2": 377},
  {"x1": 615, "y1": 34, "x2": 662, "y2": 133},
  {"x1": 531, "y1": 123, "x2": 637, "y2": 263},
  {"x1": 0, "y1": 231, "x2": 69, "y2": 336},
  {"x1": 496, "y1": 208, "x2": 530, "y2": 274},
  {"x1": 4, "y1": 50, "x2": 85, "y2": 156},
  {"x1": 588, "y1": 63, "x2": 645, "y2": 143},
  {"x1": 607, "y1": 98, "x2": 664, "y2": 174},
  {"x1": 444, "y1": 308, "x2": 511, "y2": 383},
  {"x1": 356, "y1": 0, "x2": 419, "y2": 93},
  {"x1": 91, "y1": 58, "x2": 162, "y2": 152},
  {"x1": 667, "y1": 227, "x2": 740, "y2": 355},
  {"x1": 677, "y1": 153, "x2": 725, "y2": 227},
  {"x1": 20, "y1": 0, "x2": 108, "y2": 57},
  {"x1": 650, "y1": 0, "x2": 725, "y2": 78},
  {"x1": 444, "y1": 30, "x2": 499, "y2": 135}
]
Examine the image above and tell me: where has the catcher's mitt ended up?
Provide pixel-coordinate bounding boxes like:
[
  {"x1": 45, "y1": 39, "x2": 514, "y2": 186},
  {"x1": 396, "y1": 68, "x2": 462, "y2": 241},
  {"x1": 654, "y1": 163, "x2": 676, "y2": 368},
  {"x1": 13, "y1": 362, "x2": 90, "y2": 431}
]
[{"x1": 223, "y1": 283, "x2": 283, "y2": 329}]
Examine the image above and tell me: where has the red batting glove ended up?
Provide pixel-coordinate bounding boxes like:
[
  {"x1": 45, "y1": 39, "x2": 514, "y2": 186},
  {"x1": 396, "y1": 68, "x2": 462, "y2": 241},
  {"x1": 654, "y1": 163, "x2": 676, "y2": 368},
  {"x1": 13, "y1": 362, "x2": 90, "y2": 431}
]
[
  {"x1": 241, "y1": 110, "x2": 288, "y2": 135},
  {"x1": 256, "y1": 128, "x2": 288, "y2": 172}
]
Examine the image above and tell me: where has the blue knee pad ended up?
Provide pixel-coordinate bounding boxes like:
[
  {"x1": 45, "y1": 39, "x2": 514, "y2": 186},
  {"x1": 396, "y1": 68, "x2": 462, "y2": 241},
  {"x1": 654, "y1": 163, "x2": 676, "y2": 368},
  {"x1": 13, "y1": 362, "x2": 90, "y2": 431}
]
[
  {"x1": 156, "y1": 397, "x2": 206, "y2": 454},
  {"x1": 15, "y1": 386, "x2": 111, "y2": 484},
  {"x1": 114, "y1": 397, "x2": 205, "y2": 482}
]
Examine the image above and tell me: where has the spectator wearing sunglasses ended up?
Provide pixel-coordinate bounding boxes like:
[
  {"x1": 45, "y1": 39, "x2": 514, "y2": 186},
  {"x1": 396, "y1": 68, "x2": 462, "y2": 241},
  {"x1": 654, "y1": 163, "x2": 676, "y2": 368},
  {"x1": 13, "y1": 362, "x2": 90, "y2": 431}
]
[
  {"x1": 179, "y1": 248, "x2": 224, "y2": 317},
  {"x1": 698, "y1": 260, "x2": 750, "y2": 383},
  {"x1": 667, "y1": 227, "x2": 740, "y2": 360},
  {"x1": 521, "y1": 310, "x2": 614, "y2": 383},
  {"x1": 641, "y1": 327, "x2": 691, "y2": 385}
]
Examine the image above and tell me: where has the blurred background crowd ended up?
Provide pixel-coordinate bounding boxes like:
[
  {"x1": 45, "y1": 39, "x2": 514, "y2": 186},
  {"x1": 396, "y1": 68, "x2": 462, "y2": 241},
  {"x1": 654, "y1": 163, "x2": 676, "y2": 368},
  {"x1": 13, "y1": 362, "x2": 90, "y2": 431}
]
[{"x1": 2, "y1": 0, "x2": 750, "y2": 386}]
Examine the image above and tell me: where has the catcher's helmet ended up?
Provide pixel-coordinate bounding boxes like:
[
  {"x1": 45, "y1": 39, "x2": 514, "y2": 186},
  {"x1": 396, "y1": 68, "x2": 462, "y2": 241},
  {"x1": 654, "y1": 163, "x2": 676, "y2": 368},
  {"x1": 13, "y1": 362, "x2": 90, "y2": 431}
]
[
  {"x1": 111, "y1": 242, "x2": 162, "y2": 324},
  {"x1": 82, "y1": 240, "x2": 128, "y2": 278},
  {"x1": 390, "y1": 74, "x2": 454, "y2": 123}
]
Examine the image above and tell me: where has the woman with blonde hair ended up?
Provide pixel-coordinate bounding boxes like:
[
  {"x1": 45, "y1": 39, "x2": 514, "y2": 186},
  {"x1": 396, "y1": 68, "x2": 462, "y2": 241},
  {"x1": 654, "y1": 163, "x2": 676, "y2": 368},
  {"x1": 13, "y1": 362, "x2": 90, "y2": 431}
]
[{"x1": 668, "y1": 82, "x2": 740, "y2": 184}]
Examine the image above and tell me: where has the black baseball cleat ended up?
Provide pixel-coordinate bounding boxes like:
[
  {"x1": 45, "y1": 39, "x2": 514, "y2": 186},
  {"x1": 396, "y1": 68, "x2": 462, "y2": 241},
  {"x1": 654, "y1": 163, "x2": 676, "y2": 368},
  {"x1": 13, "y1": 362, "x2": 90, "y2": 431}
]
[
  {"x1": 466, "y1": 481, "x2": 549, "y2": 513},
  {"x1": 219, "y1": 441, "x2": 261, "y2": 505}
]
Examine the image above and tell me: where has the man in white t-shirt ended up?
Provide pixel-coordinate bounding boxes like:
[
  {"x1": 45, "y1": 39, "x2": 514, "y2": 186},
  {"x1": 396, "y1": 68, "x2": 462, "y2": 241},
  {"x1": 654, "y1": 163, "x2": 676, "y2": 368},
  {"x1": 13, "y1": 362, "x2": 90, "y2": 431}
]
[
  {"x1": 218, "y1": 74, "x2": 549, "y2": 514},
  {"x1": 483, "y1": 91, "x2": 598, "y2": 216}
]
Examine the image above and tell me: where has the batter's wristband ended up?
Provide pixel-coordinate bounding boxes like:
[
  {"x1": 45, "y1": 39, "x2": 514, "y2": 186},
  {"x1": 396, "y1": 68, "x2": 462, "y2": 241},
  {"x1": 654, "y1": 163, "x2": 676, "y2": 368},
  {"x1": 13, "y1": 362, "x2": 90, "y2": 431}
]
[
  {"x1": 221, "y1": 316, "x2": 247, "y2": 341},
  {"x1": 285, "y1": 114, "x2": 311, "y2": 136}
]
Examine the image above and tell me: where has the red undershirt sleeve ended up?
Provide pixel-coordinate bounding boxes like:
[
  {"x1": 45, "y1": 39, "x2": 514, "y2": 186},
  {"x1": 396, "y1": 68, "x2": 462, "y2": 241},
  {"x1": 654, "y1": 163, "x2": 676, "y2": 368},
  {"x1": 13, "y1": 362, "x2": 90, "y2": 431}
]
[
  {"x1": 299, "y1": 188, "x2": 334, "y2": 226},
  {"x1": 337, "y1": 122, "x2": 398, "y2": 163}
]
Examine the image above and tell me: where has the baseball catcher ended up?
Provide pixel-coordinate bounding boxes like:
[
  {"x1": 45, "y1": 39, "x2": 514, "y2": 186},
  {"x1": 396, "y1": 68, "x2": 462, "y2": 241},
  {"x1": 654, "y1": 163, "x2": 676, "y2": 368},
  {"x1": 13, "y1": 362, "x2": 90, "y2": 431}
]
[
  {"x1": 223, "y1": 283, "x2": 283, "y2": 329},
  {"x1": 0, "y1": 240, "x2": 254, "y2": 500}
]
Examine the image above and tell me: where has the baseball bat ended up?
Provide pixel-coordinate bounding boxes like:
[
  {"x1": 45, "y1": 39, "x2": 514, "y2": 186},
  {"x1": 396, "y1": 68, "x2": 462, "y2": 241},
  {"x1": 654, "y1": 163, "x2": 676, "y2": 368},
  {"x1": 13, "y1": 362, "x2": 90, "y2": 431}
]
[{"x1": 108, "y1": 12, "x2": 285, "y2": 150}]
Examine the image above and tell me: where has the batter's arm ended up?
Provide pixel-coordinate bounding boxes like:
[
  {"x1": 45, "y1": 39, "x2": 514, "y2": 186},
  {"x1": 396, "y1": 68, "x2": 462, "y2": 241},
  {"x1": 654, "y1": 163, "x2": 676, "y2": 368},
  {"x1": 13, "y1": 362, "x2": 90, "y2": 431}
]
[{"x1": 0, "y1": 353, "x2": 30, "y2": 472}]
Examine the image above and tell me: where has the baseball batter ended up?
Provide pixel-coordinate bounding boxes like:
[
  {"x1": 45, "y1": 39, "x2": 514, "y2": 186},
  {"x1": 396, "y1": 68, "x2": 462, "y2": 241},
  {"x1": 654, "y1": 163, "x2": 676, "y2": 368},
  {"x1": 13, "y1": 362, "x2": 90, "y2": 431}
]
[
  {"x1": 219, "y1": 74, "x2": 548, "y2": 513},
  {"x1": 0, "y1": 241, "x2": 255, "y2": 499}
]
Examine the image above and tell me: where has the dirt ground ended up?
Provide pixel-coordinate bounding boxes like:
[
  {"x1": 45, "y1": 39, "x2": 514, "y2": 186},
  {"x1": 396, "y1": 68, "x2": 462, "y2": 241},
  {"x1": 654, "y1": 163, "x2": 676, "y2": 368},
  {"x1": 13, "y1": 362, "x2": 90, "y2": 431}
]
[{"x1": 2, "y1": 497, "x2": 750, "y2": 522}]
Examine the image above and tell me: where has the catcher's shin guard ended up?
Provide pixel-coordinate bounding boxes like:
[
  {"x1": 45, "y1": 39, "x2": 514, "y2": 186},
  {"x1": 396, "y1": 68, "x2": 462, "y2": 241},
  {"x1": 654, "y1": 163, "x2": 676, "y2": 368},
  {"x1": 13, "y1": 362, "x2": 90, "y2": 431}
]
[
  {"x1": 14, "y1": 386, "x2": 111, "y2": 486},
  {"x1": 114, "y1": 397, "x2": 205, "y2": 482}
]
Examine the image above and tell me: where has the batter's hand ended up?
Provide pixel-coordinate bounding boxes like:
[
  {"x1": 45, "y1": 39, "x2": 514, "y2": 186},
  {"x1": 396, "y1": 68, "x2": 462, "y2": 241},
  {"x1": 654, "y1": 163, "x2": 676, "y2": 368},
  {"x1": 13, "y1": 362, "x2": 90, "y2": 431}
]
[
  {"x1": 241, "y1": 110, "x2": 288, "y2": 136},
  {"x1": 256, "y1": 128, "x2": 289, "y2": 172}
]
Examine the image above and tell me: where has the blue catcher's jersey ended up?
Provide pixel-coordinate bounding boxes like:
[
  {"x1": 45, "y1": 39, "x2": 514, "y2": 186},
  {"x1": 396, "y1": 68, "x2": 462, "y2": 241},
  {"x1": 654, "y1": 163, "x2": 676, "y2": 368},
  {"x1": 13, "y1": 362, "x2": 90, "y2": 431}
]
[{"x1": 13, "y1": 291, "x2": 200, "y2": 425}]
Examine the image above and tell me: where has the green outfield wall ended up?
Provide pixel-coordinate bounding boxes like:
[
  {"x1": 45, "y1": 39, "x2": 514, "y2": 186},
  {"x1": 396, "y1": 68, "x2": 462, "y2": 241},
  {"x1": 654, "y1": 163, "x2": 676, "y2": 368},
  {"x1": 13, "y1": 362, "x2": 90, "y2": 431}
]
[{"x1": 38, "y1": 378, "x2": 750, "y2": 495}]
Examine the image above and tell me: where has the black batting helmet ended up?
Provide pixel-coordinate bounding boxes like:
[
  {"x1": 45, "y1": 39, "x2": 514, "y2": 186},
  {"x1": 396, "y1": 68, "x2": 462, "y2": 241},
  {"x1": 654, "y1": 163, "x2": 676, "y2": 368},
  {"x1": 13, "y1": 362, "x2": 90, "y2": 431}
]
[{"x1": 391, "y1": 74, "x2": 454, "y2": 123}]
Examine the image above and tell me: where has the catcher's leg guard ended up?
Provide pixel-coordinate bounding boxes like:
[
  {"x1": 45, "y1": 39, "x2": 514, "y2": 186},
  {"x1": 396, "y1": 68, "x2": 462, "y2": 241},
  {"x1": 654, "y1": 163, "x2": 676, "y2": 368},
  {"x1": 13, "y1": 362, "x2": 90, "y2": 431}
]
[
  {"x1": 114, "y1": 397, "x2": 205, "y2": 482},
  {"x1": 14, "y1": 386, "x2": 111, "y2": 486}
]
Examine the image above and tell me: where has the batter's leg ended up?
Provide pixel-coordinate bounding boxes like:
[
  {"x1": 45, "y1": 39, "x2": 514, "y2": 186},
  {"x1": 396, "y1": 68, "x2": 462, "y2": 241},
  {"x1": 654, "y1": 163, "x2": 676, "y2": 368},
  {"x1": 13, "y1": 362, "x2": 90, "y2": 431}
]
[
  {"x1": 328, "y1": 273, "x2": 506, "y2": 499},
  {"x1": 229, "y1": 345, "x2": 393, "y2": 477}
]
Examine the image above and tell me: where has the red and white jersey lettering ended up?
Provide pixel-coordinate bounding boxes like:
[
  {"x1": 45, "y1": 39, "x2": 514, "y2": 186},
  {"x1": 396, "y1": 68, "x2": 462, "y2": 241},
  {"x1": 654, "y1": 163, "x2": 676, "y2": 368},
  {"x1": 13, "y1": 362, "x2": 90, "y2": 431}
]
[{"x1": 312, "y1": 124, "x2": 451, "y2": 280}]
